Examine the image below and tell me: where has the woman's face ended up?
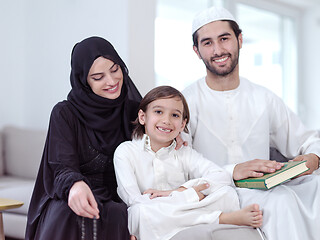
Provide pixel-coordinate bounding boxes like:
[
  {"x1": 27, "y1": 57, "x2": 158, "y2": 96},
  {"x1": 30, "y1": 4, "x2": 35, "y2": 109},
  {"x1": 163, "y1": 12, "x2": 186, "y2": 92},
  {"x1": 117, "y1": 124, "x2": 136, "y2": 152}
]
[{"x1": 87, "y1": 57, "x2": 124, "y2": 99}]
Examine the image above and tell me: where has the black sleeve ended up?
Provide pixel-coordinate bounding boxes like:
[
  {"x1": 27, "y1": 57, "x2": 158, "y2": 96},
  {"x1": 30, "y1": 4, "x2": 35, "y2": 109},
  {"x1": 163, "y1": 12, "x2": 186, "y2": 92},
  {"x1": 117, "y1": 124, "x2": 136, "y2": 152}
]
[{"x1": 42, "y1": 101, "x2": 88, "y2": 200}]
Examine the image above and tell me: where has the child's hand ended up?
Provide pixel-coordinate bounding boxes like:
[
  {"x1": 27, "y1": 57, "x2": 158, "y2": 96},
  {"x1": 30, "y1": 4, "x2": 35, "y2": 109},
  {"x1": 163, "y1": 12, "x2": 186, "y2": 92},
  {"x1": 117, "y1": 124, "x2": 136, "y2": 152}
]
[
  {"x1": 193, "y1": 183, "x2": 209, "y2": 201},
  {"x1": 143, "y1": 188, "x2": 172, "y2": 199}
]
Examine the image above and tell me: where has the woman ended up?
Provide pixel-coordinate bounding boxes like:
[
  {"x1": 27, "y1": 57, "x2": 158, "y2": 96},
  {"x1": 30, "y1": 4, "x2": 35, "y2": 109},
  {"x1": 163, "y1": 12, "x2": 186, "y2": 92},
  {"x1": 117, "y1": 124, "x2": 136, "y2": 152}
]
[{"x1": 25, "y1": 36, "x2": 142, "y2": 240}]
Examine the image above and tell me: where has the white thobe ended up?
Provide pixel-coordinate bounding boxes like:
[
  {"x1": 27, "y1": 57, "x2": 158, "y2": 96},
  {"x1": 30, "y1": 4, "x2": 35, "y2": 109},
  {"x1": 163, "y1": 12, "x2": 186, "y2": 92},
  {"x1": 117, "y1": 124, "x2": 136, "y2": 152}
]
[
  {"x1": 114, "y1": 135, "x2": 240, "y2": 240},
  {"x1": 182, "y1": 77, "x2": 320, "y2": 240}
]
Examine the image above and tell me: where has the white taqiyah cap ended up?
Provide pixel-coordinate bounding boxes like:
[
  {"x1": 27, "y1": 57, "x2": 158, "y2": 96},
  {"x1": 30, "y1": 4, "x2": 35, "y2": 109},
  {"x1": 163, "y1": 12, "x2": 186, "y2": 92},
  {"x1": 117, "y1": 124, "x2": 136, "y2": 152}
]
[{"x1": 192, "y1": 6, "x2": 237, "y2": 35}]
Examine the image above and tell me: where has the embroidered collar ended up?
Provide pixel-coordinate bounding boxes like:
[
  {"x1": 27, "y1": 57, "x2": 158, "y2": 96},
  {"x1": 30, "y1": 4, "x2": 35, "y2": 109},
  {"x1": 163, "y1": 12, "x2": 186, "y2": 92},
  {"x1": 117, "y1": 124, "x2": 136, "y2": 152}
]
[{"x1": 142, "y1": 134, "x2": 176, "y2": 158}]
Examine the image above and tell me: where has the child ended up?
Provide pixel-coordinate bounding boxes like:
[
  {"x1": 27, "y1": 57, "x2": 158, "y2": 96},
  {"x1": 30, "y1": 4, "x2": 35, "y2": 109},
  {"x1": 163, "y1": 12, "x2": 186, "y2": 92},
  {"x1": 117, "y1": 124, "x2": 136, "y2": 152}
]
[{"x1": 114, "y1": 86, "x2": 262, "y2": 240}]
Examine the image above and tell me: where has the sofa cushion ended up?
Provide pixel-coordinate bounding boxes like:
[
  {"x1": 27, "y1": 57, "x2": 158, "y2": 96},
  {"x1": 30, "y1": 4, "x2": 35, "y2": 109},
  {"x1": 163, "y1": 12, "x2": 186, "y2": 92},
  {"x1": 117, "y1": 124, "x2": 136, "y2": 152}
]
[
  {"x1": 171, "y1": 224, "x2": 265, "y2": 240},
  {"x1": 3, "y1": 126, "x2": 46, "y2": 179},
  {"x1": 0, "y1": 176, "x2": 35, "y2": 215}
]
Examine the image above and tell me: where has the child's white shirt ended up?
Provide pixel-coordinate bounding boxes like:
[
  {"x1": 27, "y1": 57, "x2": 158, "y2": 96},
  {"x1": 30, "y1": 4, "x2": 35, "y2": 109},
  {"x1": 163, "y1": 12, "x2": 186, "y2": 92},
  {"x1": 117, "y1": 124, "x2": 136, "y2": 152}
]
[{"x1": 114, "y1": 135, "x2": 240, "y2": 240}]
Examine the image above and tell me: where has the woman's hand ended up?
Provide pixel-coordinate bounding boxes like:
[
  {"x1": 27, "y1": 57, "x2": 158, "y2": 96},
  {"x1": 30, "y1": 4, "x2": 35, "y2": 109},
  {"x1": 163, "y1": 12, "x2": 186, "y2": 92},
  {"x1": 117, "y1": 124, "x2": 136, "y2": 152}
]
[
  {"x1": 175, "y1": 133, "x2": 188, "y2": 150},
  {"x1": 68, "y1": 180, "x2": 100, "y2": 219}
]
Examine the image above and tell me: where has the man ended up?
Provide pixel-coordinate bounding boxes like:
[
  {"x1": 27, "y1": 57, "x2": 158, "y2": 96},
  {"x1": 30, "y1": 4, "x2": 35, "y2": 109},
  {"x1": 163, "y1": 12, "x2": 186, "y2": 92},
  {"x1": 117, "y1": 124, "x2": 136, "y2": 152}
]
[{"x1": 182, "y1": 6, "x2": 320, "y2": 240}]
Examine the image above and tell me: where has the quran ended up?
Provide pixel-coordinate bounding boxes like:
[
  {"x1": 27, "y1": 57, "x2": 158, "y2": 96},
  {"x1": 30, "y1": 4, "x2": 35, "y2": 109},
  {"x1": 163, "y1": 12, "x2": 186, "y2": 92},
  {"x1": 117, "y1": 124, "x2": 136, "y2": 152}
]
[{"x1": 235, "y1": 161, "x2": 309, "y2": 190}]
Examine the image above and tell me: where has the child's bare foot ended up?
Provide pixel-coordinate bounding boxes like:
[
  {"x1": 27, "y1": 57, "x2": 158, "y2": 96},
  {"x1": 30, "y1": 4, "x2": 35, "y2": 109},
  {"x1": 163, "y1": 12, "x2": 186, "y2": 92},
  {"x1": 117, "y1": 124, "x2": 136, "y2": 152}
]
[{"x1": 219, "y1": 204, "x2": 263, "y2": 228}]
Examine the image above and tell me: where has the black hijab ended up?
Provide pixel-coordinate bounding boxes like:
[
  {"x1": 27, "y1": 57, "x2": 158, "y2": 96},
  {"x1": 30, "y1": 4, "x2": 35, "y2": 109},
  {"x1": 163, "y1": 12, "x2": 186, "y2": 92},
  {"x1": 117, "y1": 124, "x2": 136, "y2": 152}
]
[{"x1": 67, "y1": 36, "x2": 142, "y2": 155}]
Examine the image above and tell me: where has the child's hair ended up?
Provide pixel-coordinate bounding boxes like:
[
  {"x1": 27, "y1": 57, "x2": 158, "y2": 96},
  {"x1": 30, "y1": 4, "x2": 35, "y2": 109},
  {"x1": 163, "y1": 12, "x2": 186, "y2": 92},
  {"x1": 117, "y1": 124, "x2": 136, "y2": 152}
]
[{"x1": 132, "y1": 86, "x2": 190, "y2": 139}]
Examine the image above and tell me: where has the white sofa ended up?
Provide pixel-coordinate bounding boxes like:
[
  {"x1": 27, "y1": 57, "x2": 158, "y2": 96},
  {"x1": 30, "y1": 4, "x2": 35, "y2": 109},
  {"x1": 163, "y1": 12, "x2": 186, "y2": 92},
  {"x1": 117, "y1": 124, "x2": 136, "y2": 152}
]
[{"x1": 0, "y1": 126, "x2": 46, "y2": 239}]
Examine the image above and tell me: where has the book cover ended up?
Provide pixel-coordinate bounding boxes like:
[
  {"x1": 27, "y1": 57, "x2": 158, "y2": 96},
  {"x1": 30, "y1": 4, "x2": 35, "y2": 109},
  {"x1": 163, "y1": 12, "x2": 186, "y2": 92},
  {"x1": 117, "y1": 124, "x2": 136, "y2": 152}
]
[{"x1": 234, "y1": 161, "x2": 309, "y2": 190}]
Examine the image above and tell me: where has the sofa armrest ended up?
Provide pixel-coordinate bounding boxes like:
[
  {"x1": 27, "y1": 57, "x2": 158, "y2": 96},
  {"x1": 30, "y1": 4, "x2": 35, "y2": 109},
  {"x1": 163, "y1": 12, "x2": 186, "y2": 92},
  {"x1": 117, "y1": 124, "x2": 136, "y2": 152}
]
[
  {"x1": 0, "y1": 129, "x2": 4, "y2": 175},
  {"x1": 270, "y1": 147, "x2": 288, "y2": 162}
]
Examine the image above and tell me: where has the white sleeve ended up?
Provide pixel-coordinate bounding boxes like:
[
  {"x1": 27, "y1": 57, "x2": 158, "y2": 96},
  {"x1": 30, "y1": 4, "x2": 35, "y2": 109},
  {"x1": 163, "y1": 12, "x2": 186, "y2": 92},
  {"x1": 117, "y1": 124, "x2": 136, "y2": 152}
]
[
  {"x1": 114, "y1": 143, "x2": 152, "y2": 206},
  {"x1": 180, "y1": 147, "x2": 233, "y2": 195},
  {"x1": 222, "y1": 164, "x2": 236, "y2": 186},
  {"x1": 269, "y1": 95, "x2": 320, "y2": 159}
]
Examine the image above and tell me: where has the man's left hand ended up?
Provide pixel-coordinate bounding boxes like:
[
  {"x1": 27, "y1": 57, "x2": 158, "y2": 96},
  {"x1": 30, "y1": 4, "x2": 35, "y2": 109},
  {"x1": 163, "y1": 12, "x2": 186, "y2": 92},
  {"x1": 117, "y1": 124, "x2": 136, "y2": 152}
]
[{"x1": 291, "y1": 153, "x2": 320, "y2": 176}]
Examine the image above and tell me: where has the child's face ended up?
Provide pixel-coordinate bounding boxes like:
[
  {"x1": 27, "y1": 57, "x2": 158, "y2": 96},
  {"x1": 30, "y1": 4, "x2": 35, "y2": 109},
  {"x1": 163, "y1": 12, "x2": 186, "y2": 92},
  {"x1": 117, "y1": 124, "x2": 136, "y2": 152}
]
[{"x1": 138, "y1": 97, "x2": 187, "y2": 152}]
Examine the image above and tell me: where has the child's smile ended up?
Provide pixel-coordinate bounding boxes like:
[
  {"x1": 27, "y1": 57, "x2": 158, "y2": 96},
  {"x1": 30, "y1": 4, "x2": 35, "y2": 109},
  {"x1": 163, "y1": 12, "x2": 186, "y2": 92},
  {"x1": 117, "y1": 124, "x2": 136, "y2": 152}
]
[{"x1": 157, "y1": 126, "x2": 172, "y2": 133}]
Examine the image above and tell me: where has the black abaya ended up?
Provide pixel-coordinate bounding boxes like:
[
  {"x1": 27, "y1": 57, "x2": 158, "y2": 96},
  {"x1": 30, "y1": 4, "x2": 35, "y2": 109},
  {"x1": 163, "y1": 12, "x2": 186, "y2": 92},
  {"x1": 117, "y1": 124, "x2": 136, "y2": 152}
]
[{"x1": 25, "y1": 37, "x2": 141, "y2": 240}]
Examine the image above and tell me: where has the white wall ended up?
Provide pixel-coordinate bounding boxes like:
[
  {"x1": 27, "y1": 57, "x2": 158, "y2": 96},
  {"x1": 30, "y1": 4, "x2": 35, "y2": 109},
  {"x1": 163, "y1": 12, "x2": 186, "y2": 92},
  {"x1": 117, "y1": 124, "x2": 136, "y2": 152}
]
[
  {"x1": 127, "y1": 0, "x2": 156, "y2": 97},
  {"x1": 0, "y1": 0, "x2": 132, "y2": 130},
  {"x1": 1, "y1": 1, "x2": 26, "y2": 128}
]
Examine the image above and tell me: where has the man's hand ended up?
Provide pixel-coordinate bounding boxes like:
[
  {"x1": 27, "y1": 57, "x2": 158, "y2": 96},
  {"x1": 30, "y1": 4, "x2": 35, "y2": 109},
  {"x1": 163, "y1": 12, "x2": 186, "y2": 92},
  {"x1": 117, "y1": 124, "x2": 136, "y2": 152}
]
[
  {"x1": 233, "y1": 159, "x2": 284, "y2": 180},
  {"x1": 68, "y1": 180, "x2": 99, "y2": 219},
  {"x1": 144, "y1": 187, "x2": 187, "y2": 199},
  {"x1": 291, "y1": 153, "x2": 319, "y2": 176}
]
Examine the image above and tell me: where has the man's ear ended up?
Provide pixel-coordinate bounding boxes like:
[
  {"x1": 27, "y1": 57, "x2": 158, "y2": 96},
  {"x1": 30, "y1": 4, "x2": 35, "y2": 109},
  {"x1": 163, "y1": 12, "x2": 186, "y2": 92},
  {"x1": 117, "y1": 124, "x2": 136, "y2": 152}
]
[
  {"x1": 138, "y1": 109, "x2": 146, "y2": 125},
  {"x1": 193, "y1": 45, "x2": 202, "y2": 59},
  {"x1": 238, "y1": 33, "x2": 243, "y2": 49}
]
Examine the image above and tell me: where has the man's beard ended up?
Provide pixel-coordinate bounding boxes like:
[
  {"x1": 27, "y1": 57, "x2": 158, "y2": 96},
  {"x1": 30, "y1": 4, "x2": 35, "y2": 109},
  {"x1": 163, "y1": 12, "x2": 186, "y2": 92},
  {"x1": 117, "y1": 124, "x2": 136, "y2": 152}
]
[
  {"x1": 204, "y1": 54, "x2": 239, "y2": 76},
  {"x1": 201, "y1": 43, "x2": 240, "y2": 77}
]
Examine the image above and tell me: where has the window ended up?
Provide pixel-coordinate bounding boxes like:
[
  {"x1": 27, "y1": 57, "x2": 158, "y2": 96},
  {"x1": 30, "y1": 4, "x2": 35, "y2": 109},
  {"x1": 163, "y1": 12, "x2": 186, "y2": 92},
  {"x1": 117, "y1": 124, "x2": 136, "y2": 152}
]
[
  {"x1": 154, "y1": 0, "x2": 208, "y2": 90},
  {"x1": 236, "y1": 3, "x2": 297, "y2": 111}
]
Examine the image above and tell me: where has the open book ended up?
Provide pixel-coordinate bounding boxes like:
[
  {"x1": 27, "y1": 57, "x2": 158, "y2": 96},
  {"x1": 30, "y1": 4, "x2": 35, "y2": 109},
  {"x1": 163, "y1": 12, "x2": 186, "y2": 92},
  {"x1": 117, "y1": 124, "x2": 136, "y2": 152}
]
[{"x1": 234, "y1": 161, "x2": 309, "y2": 190}]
